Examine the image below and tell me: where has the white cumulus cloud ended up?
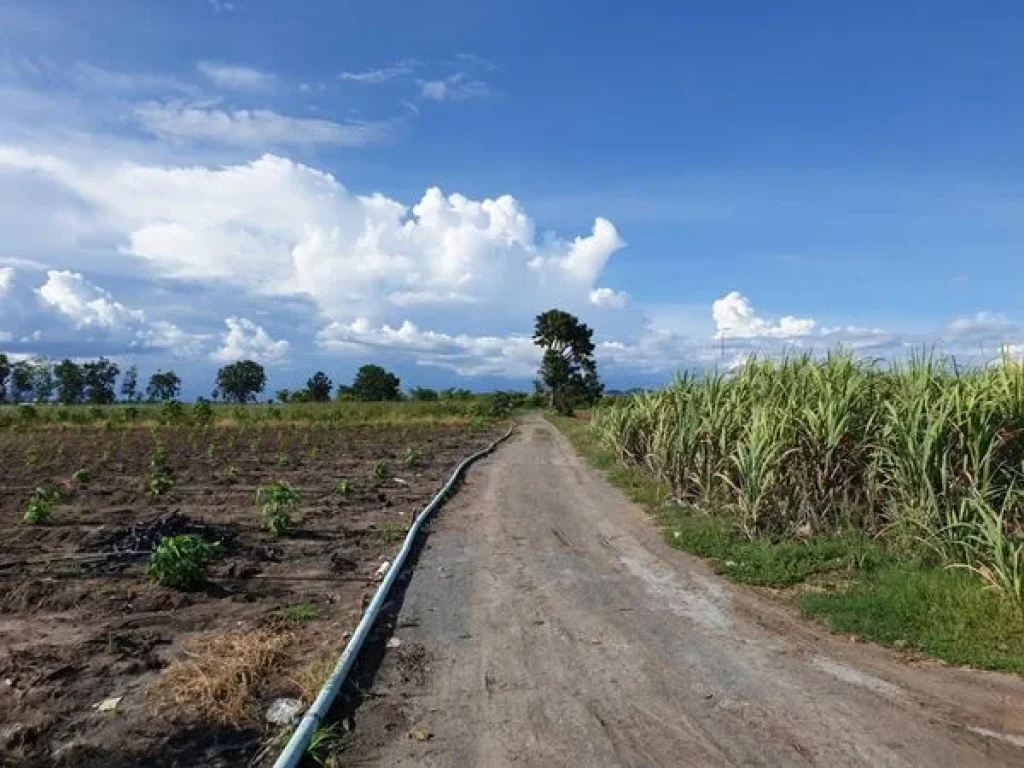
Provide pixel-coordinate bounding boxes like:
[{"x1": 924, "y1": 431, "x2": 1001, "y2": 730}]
[
  {"x1": 211, "y1": 317, "x2": 289, "y2": 364},
  {"x1": 0, "y1": 149, "x2": 627, "y2": 333},
  {"x1": 37, "y1": 270, "x2": 144, "y2": 330},
  {"x1": 590, "y1": 287, "x2": 629, "y2": 309},
  {"x1": 33, "y1": 270, "x2": 205, "y2": 355},
  {"x1": 317, "y1": 318, "x2": 538, "y2": 376},
  {"x1": 712, "y1": 291, "x2": 816, "y2": 339}
]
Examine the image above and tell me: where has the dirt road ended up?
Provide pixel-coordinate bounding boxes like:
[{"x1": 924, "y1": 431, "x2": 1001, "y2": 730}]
[{"x1": 344, "y1": 415, "x2": 1024, "y2": 767}]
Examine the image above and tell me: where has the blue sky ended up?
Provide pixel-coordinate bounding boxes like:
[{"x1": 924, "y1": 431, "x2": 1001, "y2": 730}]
[{"x1": 1, "y1": 0, "x2": 1022, "y2": 396}]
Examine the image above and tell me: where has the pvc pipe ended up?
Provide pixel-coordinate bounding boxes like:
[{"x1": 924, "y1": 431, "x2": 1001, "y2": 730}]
[{"x1": 272, "y1": 427, "x2": 514, "y2": 768}]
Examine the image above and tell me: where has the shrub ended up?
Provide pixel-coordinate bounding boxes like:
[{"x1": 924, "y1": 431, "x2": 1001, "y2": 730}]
[{"x1": 147, "y1": 534, "x2": 221, "y2": 590}]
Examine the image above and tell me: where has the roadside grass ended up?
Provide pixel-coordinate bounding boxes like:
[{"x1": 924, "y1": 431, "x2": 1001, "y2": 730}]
[{"x1": 548, "y1": 413, "x2": 1024, "y2": 672}]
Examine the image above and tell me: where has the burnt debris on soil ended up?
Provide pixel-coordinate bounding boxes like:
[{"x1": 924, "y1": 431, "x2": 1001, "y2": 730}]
[{"x1": 92, "y1": 511, "x2": 237, "y2": 559}]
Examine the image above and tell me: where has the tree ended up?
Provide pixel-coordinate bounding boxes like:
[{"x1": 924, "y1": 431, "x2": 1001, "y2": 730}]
[
  {"x1": 10, "y1": 361, "x2": 32, "y2": 403},
  {"x1": 0, "y1": 353, "x2": 10, "y2": 403},
  {"x1": 533, "y1": 309, "x2": 602, "y2": 415},
  {"x1": 275, "y1": 389, "x2": 292, "y2": 404},
  {"x1": 306, "y1": 371, "x2": 332, "y2": 402},
  {"x1": 348, "y1": 364, "x2": 401, "y2": 401},
  {"x1": 28, "y1": 356, "x2": 55, "y2": 404},
  {"x1": 54, "y1": 359, "x2": 86, "y2": 405},
  {"x1": 147, "y1": 370, "x2": 181, "y2": 403},
  {"x1": 121, "y1": 364, "x2": 139, "y2": 402},
  {"x1": 409, "y1": 387, "x2": 439, "y2": 401},
  {"x1": 83, "y1": 357, "x2": 120, "y2": 404},
  {"x1": 215, "y1": 360, "x2": 266, "y2": 403}
]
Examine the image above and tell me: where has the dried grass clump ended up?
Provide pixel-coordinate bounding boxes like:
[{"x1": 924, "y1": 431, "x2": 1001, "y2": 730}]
[{"x1": 150, "y1": 629, "x2": 291, "y2": 725}]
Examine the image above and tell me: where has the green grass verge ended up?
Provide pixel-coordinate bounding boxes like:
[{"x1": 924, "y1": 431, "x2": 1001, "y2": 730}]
[{"x1": 548, "y1": 413, "x2": 1024, "y2": 672}]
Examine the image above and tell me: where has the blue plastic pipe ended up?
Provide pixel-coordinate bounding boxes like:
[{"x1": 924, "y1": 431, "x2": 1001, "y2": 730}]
[{"x1": 272, "y1": 427, "x2": 514, "y2": 768}]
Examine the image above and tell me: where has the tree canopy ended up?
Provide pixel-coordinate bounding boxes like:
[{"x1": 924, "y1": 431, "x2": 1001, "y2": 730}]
[
  {"x1": 306, "y1": 371, "x2": 332, "y2": 402},
  {"x1": 215, "y1": 360, "x2": 267, "y2": 403},
  {"x1": 346, "y1": 364, "x2": 402, "y2": 401},
  {"x1": 83, "y1": 357, "x2": 120, "y2": 404},
  {"x1": 533, "y1": 309, "x2": 602, "y2": 415},
  {"x1": 54, "y1": 359, "x2": 86, "y2": 405},
  {"x1": 147, "y1": 370, "x2": 181, "y2": 403}
]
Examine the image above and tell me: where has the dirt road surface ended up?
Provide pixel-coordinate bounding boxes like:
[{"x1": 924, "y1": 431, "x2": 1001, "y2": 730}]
[{"x1": 343, "y1": 415, "x2": 1024, "y2": 767}]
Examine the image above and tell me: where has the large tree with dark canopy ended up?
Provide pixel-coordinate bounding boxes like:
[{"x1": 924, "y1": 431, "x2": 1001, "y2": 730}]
[
  {"x1": 306, "y1": 371, "x2": 333, "y2": 402},
  {"x1": 83, "y1": 357, "x2": 120, "y2": 404},
  {"x1": 146, "y1": 370, "x2": 181, "y2": 403},
  {"x1": 347, "y1": 364, "x2": 401, "y2": 401},
  {"x1": 215, "y1": 360, "x2": 267, "y2": 403},
  {"x1": 54, "y1": 359, "x2": 86, "y2": 404},
  {"x1": 533, "y1": 309, "x2": 603, "y2": 415}
]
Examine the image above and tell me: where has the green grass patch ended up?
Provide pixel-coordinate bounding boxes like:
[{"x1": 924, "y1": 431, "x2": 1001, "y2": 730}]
[
  {"x1": 279, "y1": 602, "x2": 320, "y2": 623},
  {"x1": 548, "y1": 413, "x2": 1024, "y2": 673},
  {"x1": 801, "y1": 566, "x2": 1024, "y2": 672}
]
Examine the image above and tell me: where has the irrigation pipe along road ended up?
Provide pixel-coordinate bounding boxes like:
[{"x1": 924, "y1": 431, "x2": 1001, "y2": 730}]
[{"x1": 272, "y1": 426, "x2": 515, "y2": 768}]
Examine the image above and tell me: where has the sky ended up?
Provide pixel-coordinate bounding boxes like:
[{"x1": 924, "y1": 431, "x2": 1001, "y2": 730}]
[{"x1": 1, "y1": 0, "x2": 1023, "y2": 397}]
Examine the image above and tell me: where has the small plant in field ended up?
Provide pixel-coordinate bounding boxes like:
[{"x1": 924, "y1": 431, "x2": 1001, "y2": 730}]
[
  {"x1": 147, "y1": 446, "x2": 173, "y2": 498},
  {"x1": 403, "y1": 447, "x2": 423, "y2": 468},
  {"x1": 206, "y1": 443, "x2": 219, "y2": 460},
  {"x1": 24, "y1": 445, "x2": 40, "y2": 468},
  {"x1": 335, "y1": 479, "x2": 355, "y2": 496},
  {"x1": 263, "y1": 506, "x2": 292, "y2": 537},
  {"x1": 148, "y1": 472, "x2": 173, "y2": 498},
  {"x1": 147, "y1": 534, "x2": 221, "y2": 590},
  {"x1": 23, "y1": 486, "x2": 58, "y2": 524},
  {"x1": 277, "y1": 452, "x2": 291, "y2": 468},
  {"x1": 279, "y1": 602, "x2": 320, "y2": 623},
  {"x1": 72, "y1": 468, "x2": 91, "y2": 485},
  {"x1": 226, "y1": 465, "x2": 241, "y2": 483},
  {"x1": 192, "y1": 398, "x2": 215, "y2": 426},
  {"x1": 373, "y1": 461, "x2": 389, "y2": 479},
  {"x1": 309, "y1": 446, "x2": 321, "y2": 460},
  {"x1": 160, "y1": 400, "x2": 185, "y2": 425},
  {"x1": 256, "y1": 482, "x2": 300, "y2": 537}
]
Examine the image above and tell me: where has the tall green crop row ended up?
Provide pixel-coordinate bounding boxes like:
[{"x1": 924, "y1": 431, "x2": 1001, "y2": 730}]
[{"x1": 590, "y1": 352, "x2": 1024, "y2": 601}]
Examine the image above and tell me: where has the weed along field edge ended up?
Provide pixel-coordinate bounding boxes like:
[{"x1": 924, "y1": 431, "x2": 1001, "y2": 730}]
[{"x1": 0, "y1": 406, "x2": 509, "y2": 766}]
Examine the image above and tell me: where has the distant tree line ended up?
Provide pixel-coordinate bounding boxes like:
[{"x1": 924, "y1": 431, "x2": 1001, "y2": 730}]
[
  {"x1": 0, "y1": 355, "x2": 503, "y2": 406},
  {"x1": 0, "y1": 305, "x2": 602, "y2": 411}
]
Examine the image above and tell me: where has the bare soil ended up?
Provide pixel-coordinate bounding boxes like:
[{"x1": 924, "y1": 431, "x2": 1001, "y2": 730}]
[
  {"x1": 0, "y1": 422, "x2": 501, "y2": 767},
  {"x1": 342, "y1": 415, "x2": 1024, "y2": 767}
]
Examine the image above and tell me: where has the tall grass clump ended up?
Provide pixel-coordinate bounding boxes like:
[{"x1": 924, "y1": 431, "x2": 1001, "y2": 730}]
[{"x1": 590, "y1": 352, "x2": 1024, "y2": 604}]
